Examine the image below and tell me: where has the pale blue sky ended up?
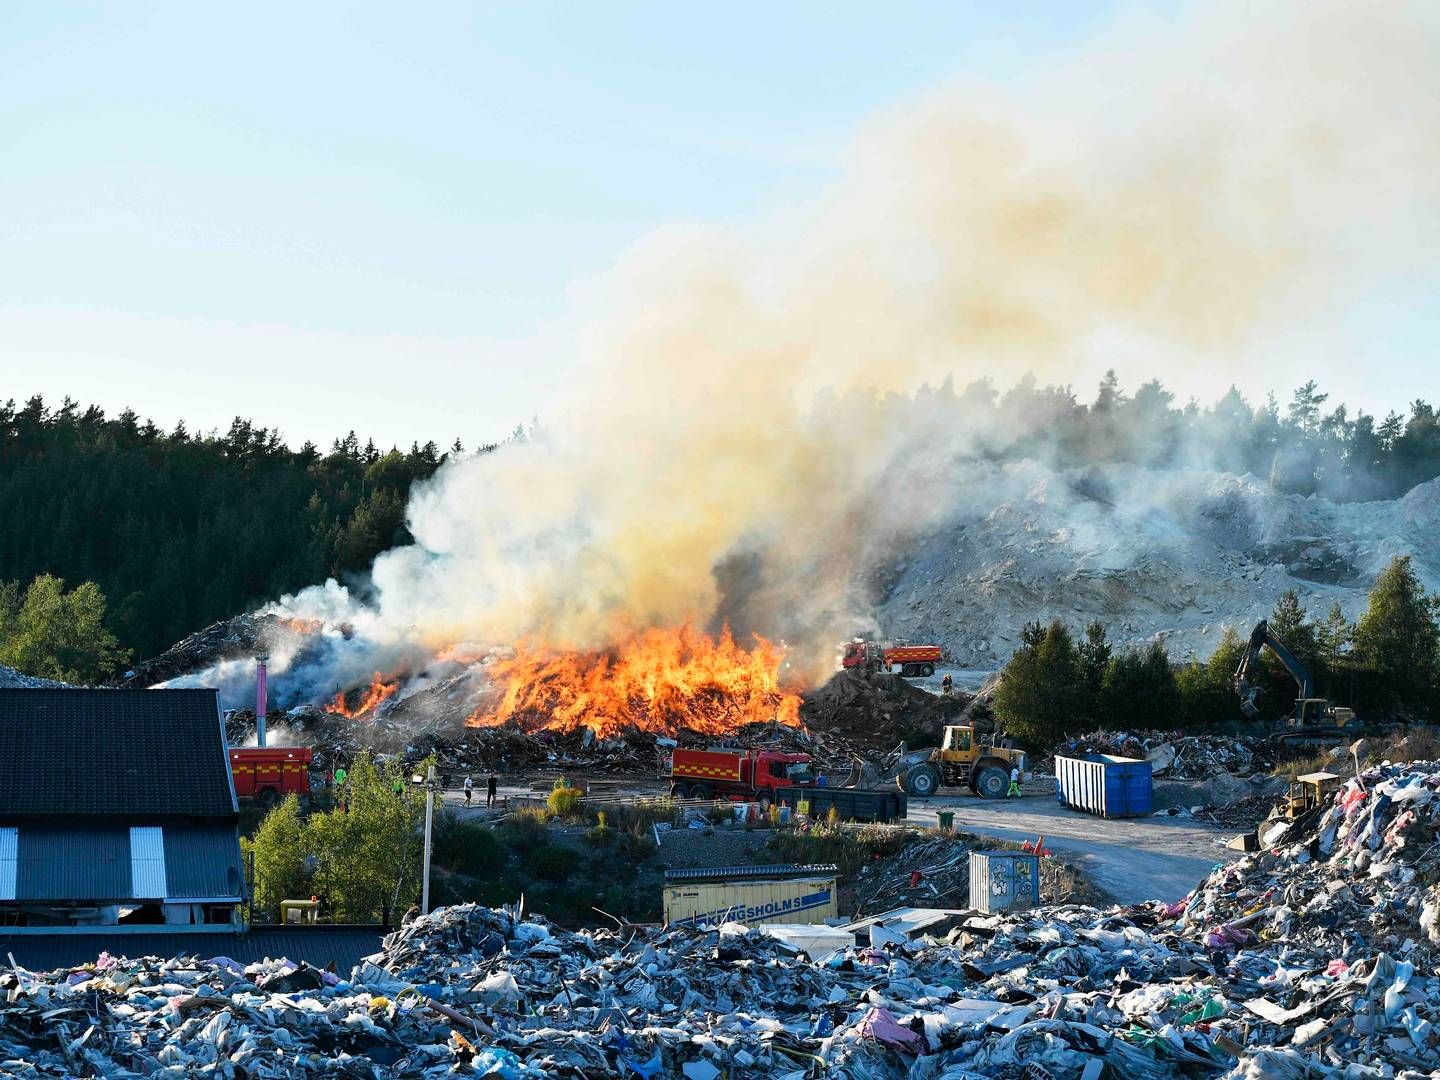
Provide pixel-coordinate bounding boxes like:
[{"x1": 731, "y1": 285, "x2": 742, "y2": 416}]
[{"x1": 1, "y1": 2, "x2": 1432, "y2": 449}]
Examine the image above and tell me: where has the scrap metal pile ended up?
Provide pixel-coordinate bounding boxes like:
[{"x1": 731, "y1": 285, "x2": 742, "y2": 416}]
[
  {"x1": 1058, "y1": 729, "x2": 1276, "y2": 780},
  {"x1": 6, "y1": 760, "x2": 1440, "y2": 1076}
]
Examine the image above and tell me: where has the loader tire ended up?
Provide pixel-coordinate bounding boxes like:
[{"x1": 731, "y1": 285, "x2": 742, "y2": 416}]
[
  {"x1": 975, "y1": 766, "x2": 1008, "y2": 800},
  {"x1": 902, "y1": 763, "x2": 942, "y2": 797}
]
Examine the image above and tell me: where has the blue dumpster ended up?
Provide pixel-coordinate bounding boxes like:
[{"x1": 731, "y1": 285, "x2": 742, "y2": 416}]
[{"x1": 1054, "y1": 753, "x2": 1153, "y2": 818}]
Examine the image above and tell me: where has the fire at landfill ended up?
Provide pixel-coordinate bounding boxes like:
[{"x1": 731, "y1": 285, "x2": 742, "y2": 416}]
[{"x1": 464, "y1": 626, "x2": 803, "y2": 738}]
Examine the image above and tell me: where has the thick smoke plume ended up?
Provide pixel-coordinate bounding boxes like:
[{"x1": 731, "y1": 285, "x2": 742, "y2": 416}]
[{"x1": 273, "y1": 1, "x2": 1439, "y2": 684}]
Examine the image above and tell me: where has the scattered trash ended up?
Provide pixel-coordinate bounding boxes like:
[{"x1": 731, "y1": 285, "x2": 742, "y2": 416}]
[{"x1": 1055, "y1": 729, "x2": 1276, "y2": 780}]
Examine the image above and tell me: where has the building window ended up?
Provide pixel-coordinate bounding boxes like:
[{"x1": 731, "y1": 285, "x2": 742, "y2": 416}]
[
  {"x1": 129, "y1": 827, "x2": 167, "y2": 899},
  {"x1": 0, "y1": 828, "x2": 15, "y2": 901}
]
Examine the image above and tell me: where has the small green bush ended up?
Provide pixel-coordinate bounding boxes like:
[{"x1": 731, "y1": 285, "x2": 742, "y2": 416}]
[
  {"x1": 548, "y1": 783, "x2": 583, "y2": 819},
  {"x1": 530, "y1": 844, "x2": 574, "y2": 882},
  {"x1": 432, "y1": 813, "x2": 506, "y2": 878},
  {"x1": 499, "y1": 807, "x2": 549, "y2": 850}
]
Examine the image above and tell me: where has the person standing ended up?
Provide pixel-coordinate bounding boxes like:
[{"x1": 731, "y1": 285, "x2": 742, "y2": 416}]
[
  {"x1": 1007, "y1": 765, "x2": 1022, "y2": 799},
  {"x1": 463, "y1": 776, "x2": 473, "y2": 807},
  {"x1": 486, "y1": 773, "x2": 497, "y2": 808}
]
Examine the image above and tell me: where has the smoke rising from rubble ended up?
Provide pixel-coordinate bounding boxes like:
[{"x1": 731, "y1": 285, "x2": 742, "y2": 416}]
[{"x1": 269, "y1": 1, "x2": 1439, "y2": 685}]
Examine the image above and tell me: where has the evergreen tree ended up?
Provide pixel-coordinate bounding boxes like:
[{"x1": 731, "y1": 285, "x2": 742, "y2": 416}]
[
  {"x1": 992, "y1": 620, "x2": 1084, "y2": 750},
  {"x1": 1101, "y1": 642, "x2": 1181, "y2": 728},
  {"x1": 1352, "y1": 556, "x2": 1440, "y2": 715},
  {"x1": 1076, "y1": 620, "x2": 1111, "y2": 727}
]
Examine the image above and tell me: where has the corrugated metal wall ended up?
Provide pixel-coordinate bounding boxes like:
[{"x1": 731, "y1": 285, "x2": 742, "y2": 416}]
[
  {"x1": 15, "y1": 825, "x2": 130, "y2": 900},
  {"x1": 1054, "y1": 754, "x2": 1153, "y2": 818},
  {"x1": 664, "y1": 875, "x2": 838, "y2": 928},
  {"x1": 129, "y1": 826, "x2": 168, "y2": 899},
  {"x1": 0, "y1": 828, "x2": 16, "y2": 901}
]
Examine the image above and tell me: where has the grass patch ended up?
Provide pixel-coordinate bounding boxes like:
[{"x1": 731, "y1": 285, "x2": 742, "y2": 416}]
[
  {"x1": 760, "y1": 822, "x2": 913, "y2": 876},
  {"x1": 433, "y1": 806, "x2": 662, "y2": 926}
]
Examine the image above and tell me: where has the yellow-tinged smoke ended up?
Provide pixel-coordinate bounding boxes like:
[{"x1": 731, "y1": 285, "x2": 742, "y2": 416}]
[{"x1": 299, "y1": 0, "x2": 1440, "y2": 679}]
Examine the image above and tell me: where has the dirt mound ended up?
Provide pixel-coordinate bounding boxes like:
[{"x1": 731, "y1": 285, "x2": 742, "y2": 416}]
[{"x1": 800, "y1": 670, "x2": 968, "y2": 747}]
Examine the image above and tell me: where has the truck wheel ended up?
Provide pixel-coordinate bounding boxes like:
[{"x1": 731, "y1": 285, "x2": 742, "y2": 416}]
[
  {"x1": 903, "y1": 764, "x2": 942, "y2": 797},
  {"x1": 920, "y1": 663, "x2": 935, "y2": 677},
  {"x1": 900, "y1": 664, "x2": 917, "y2": 677},
  {"x1": 975, "y1": 767, "x2": 1008, "y2": 800},
  {"x1": 691, "y1": 784, "x2": 713, "y2": 801},
  {"x1": 669, "y1": 783, "x2": 687, "y2": 798},
  {"x1": 256, "y1": 787, "x2": 280, "y2": 810}
]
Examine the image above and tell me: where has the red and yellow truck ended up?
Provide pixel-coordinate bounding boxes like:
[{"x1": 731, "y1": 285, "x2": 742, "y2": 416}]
[
  {"x1": 229, "y1": 747, "x2": 316, "y2": 808},
  {"x1": 666, "y1": 747, "x2": 817, "y2": 808},
  {"x1": 841, "y1": 639, "x2": 942, "y2": 678}
]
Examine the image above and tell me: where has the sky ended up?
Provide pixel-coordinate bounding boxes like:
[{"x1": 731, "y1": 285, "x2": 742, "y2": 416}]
[{"x1": 1, "y1": 1, "x2": 1434, "y2": 451}]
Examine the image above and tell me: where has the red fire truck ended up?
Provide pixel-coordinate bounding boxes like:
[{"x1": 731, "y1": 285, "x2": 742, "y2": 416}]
[
  {"x1": 841, "y1": 639, "x2": 942, "y2": 677},
  {"x1": 667, "y1": 747, "x2": 817, "y2": 808},
  {"x1": 230, "y1": 747, "x2": 317, "y2": 808}
]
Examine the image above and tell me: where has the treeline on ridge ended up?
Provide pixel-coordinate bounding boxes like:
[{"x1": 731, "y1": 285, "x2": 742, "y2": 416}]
[{"x1": 0, "y1": 394, "x2": 498, "y2": 663}]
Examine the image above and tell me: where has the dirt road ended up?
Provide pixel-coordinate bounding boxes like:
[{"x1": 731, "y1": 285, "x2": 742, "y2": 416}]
[{"x1": 908, "y1": 792, "x2": 1237, "y2": 905}]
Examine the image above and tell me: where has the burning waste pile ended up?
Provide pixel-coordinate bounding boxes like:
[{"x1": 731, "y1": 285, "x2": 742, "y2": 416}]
[
  {"x1": 6, "y1": 762, "x2": 1440, "y2": 1076},
  {"x1": 142, "y1": 611, "x2": 934, "y2": 774}
]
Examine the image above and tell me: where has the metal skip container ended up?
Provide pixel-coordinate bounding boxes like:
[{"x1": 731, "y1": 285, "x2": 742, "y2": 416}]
[
  {"x1": 1053, "y1": 753, "x2": 1154, "y2": 818},
  {"x1": 663, "y1": 864, "x2": 839, "y2": 929},
  {"x1": 968, "y1": 850, "x2": 1040, "y2": 914}
]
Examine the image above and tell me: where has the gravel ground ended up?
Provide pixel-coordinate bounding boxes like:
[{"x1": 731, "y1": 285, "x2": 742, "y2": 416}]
[{"x1": 654, "y1": 826, "x2": 773, "y2": 870}]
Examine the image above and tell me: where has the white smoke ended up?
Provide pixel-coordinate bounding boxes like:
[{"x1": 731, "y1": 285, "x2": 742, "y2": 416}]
[{"x1": 268, "y1": 0, "x2": 1440, "y2": 683}]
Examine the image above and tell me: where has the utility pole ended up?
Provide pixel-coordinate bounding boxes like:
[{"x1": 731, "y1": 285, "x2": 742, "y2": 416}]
[{"x1": 421, "y1": 763, "x2": 436, "y2": 914}]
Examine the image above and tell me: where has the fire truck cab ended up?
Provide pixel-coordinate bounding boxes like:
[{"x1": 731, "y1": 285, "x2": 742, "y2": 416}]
[{"x1": 667, "y1": 747, "x2": 817, "y2": 809}]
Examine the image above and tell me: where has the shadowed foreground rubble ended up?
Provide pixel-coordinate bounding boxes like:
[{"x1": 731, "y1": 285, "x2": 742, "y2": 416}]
[{"x1": 4, "y1": 760, "x2": 1440, "y2": 1077}]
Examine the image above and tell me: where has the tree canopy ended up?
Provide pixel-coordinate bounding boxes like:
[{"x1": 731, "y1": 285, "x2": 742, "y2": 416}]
[
  {"x1": 0, "y1": 574, "x2": 126, "y2": 682},
  {"x1": 242, "y1": 752, "x2": 431, "y2": 923},
  {"x1": 992, "y1": 555, "x2": 1440, "y2": 749},
  {"x1": 0, "y1": 395, "x2": 495, "y2": 665}
]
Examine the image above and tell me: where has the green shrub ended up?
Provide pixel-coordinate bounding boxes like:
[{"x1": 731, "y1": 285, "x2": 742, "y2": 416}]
[
  {"x1": 548, "y1": 783, "x2": 583, "y2": 820},
  {"x1": 432, "y1": 813, "x2": 506, "y2": 878},
  {"x1": 499, "y1": 807, "x2": 549, "y2": 850},
  {"x1": 530, "y1": 844, "x2": 573, "y2": 882}
]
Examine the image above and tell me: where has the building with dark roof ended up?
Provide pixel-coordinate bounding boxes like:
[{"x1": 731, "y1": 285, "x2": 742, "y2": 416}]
[{"x1": 0, "y1": 688, "x2": 244, "y2": 930}]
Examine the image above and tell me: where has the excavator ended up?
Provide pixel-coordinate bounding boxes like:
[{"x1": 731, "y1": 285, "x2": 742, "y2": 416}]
[{"x1": 1233, "y1": 619, "x2": 1356, "y2": 743}]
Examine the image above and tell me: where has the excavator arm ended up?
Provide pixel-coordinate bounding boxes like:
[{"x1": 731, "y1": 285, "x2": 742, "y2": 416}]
[{"x1": 1233, "y1": 619, "x2": 1315, "y2": 718}]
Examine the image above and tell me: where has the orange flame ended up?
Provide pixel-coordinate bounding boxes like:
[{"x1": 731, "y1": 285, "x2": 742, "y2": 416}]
[
  {"x1": 325, "y1": 673, "x2": 400, "y2": 719},
  {"x1": 277, "y1": 616, "x2": 325, "y2": 635},
  {"x1": 467, "y1": 625, "x2": 803, "y2": 739}
]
